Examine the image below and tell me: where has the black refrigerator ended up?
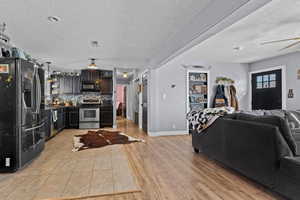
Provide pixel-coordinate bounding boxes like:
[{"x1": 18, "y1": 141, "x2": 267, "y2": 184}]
[{"x1": 0, "y1": 58, "x2": 45, "y2": 172}]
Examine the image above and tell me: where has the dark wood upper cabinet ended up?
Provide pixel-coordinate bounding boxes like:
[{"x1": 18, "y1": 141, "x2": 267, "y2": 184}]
[
  {"x1": 100, "y1": 79, "x2": 113, "y2": 94},
  {"x1": 100, "y1": 70, "x2": 113, "y2": 94},
  {"x1": 80, "y1": 69, "x2": 113, "y2": 94},
  {"x1": 81, "y1": 69, "x2": 100, "y2": 83},
  {"x1": 101, "y1": 70, "x2": 113, "y2": 78},
  {"x1": 50, "y1": 74, "x2": 81, "y2": 95}
]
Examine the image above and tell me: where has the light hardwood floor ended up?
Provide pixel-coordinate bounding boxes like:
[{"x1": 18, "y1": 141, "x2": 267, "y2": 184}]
[{"x1": 86, "y1": 119, "x2": 284, "y2": 200}]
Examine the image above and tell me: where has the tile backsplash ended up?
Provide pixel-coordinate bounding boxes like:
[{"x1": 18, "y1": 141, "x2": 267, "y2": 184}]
[{"x1": 46, "y1": 93, "x2": 112, "y2": 106}]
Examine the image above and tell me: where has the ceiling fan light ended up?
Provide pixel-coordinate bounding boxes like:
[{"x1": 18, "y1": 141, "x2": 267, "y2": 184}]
[
  {"x1": 88, "y1": 64, "x2": 97, "y2": 69},
  {"x1": 88, "y1": 58, "x2": 98, "y2": 69}
]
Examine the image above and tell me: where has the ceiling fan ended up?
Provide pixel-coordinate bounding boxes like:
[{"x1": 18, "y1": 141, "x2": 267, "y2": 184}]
[{"x1": 261, "y1": 37, "x2": 300, "y2": 51}]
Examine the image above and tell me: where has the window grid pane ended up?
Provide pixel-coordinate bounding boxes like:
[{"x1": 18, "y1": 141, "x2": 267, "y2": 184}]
[
  {"x1": 257, "y1": 82, "x2": 262, "y2": 89},
  {"x1": 263, "y1": 81, "x2": 269, "y2": 88},
  {"x1": 270, "y1": 74, "x2": 276, "y2": 81},
  {"x1": 270, "y1": 81, "x2": 276, "y2": 88}
]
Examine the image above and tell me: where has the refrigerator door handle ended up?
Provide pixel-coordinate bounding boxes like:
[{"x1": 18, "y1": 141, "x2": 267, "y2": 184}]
[
  {"x1": 36, "y1": 69, "x2": 42, "y2": 114},
  {"x1": 25, "y1": 122, "x2": 45, "y2": 132},
  {"x1": 33, "y1": 67, "x2": 41, "y2": 114},
  {"x1": 32, "y1": 67, "x2": 38, "y2": 114},
  {"x1": 22, "y1": 93, "x2": 27, "y2": 109}
]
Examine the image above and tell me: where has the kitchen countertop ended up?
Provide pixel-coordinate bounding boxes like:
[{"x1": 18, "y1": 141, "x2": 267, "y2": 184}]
[
  {"x1": 45, "y1": 105, "x2": 79, "y2": 110},
  {"x1": 45, "y1": 104, "x2": 113, "y2": 110}
]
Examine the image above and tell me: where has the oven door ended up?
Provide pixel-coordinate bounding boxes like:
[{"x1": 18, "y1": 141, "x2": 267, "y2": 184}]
[{"x1": 80, "y1": 108, "x2": 99, "y2": 122}]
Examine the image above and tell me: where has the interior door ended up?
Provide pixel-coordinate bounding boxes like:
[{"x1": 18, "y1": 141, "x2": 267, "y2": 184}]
[
  {"x1": 251, "y1": 69, "x2": 282, "y2": 110},
  {"x1": 124, "y1": 86, "x2": 127, "y2": 118},
  {"x1": 142, "y1": 74, "x2": 148, "y2": 133}
]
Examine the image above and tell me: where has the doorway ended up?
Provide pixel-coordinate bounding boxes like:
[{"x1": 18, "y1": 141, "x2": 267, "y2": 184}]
[
  {"x1": 116, "y1": 85, "x2": 126, "y2": 120},
  {"x1": 250, "y1": 67, "x2": 286, "y2": 110},
  {"x1": 142, "y1": 73, "x2": 148, "y2": 133}
]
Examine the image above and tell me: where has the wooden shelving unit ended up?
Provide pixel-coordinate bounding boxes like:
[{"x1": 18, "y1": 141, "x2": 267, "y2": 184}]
[{"x1": 186, "y1": 70, "x2": 210, "y2": 132}]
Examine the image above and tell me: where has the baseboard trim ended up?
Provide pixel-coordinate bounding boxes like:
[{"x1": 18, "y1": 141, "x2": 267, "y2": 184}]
[{"x1": 148, "y1": 130, "x2": 188, "y2": 137}]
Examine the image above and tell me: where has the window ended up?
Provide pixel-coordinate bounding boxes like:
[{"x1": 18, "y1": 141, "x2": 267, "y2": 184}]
[{"x1": 256, "y1": 73, "x2": 276, "y2": 89}]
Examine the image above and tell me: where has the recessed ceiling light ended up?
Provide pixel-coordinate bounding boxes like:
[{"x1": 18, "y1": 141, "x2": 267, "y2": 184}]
[
  {"x1": 47, "y1": 16, "x2": 61, "y2": 22},
  {"x1": 233, "y1": 46, "x2": 243, "y2": 51}
]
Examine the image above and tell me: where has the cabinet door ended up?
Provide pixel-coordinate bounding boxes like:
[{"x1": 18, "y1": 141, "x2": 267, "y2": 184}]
[
  {"x1": 101, "y1": 70, "x2": 113, "y2": 78},
  {"x1": 65, "y1": 76, "x2": 73, "y2": 94},
  {"x1": 100, "y1": 106, "x2": 113, "y2": 127},
  {"x1": 44, "y1": 110, "x2": 51, "y2": 139},
  {"x1": 72, "y1": 76, "x2": 81, "y2": 94},
  {"x1": 92, "y1": 70, "x2": 100, "y2": 82},
  {"x1": 100, "y1": 79, "x2": 113, "y2": 94},
  {"x1": 59, "y1": 76, "x2": 65, "y2": 94},
  {"x1": 69, "y1": 110, "x2": 79, "y2": 128},
  {"x1": 81, "y1": 70, "x2": 89, "y2": 82},
  {"x1": 81, "y1": 69, "x2": 100, "y2": 82}
]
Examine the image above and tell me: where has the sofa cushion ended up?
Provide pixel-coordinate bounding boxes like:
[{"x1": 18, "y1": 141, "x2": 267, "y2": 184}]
[
  {"x1": 237, "y1": 110, "x2": 265, "y2": 116},
  {"x1": 264, "y1": 109, "x2": 286, "y2": 119},
  {"x1": 280, "y1": 157, "x2": 300, "y2": 181},
  {"x1": 285, "y1": 111, "x2": 300, "y2": 129},
  {"x1": 236, "y1": 113, "x2": 297, "y2": 156}
]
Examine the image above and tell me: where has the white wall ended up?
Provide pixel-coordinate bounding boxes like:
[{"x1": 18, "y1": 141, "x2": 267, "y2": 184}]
[
  {"x1": 249, "y1": 52, "x2": 300, "y2": 110},
  {"x1": 126, "y1": 83, "x2": 135, "y2": 121},
  {"x1": 148, "y1": 49, "x2": 249, "y2": 136}
]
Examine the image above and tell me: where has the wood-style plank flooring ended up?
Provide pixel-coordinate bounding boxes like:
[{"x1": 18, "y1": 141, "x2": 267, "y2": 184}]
[{"x1": 86, "y1": 119, "x2": 284, "y2": 200}]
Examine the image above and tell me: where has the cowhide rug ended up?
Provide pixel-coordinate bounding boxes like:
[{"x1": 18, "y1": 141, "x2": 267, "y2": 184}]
[{"x1": 73, "y1": 129, "x2": 145, "y2": 152}]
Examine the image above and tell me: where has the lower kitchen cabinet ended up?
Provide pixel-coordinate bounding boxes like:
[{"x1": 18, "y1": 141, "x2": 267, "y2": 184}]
[
  {"x1": 45, "y1": 107, "x2": 66, "y2": 140},
  {"x1": 65, "y1": 107, "x2": 79, "y2": 129},
  {"x1": 100, "y1": 105, "x2": 113, "y2": 128},
  {"x1": 56, "y1": 108, "x2": 65, "y2": 131}
]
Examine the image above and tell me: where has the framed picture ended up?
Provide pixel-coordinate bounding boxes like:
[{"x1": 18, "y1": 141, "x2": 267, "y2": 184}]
[
  {"x1": 297, "y1": 69, "x2": 300, "y2": 80},
  {"x1": 0, "y1": 64, "x2": 9, "y2": 74}
]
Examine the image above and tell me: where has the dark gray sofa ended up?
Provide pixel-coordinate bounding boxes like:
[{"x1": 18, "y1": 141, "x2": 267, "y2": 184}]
[{"x1": 192, "y1": 113, "x2": 300, "y2": 200}]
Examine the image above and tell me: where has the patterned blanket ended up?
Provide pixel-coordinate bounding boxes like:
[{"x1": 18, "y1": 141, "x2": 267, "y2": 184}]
[{"x1": 187, "y1": 107, "x2": 235, "y2": 133}]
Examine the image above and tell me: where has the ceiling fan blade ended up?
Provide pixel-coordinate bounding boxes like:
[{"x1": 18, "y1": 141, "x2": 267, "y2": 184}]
[
  {"x1": 279, "y1": 41, "x2": 300, "y2": 51},
  {"x1": 261, "y1": 37, "x2": 300, "y2": 45}
]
